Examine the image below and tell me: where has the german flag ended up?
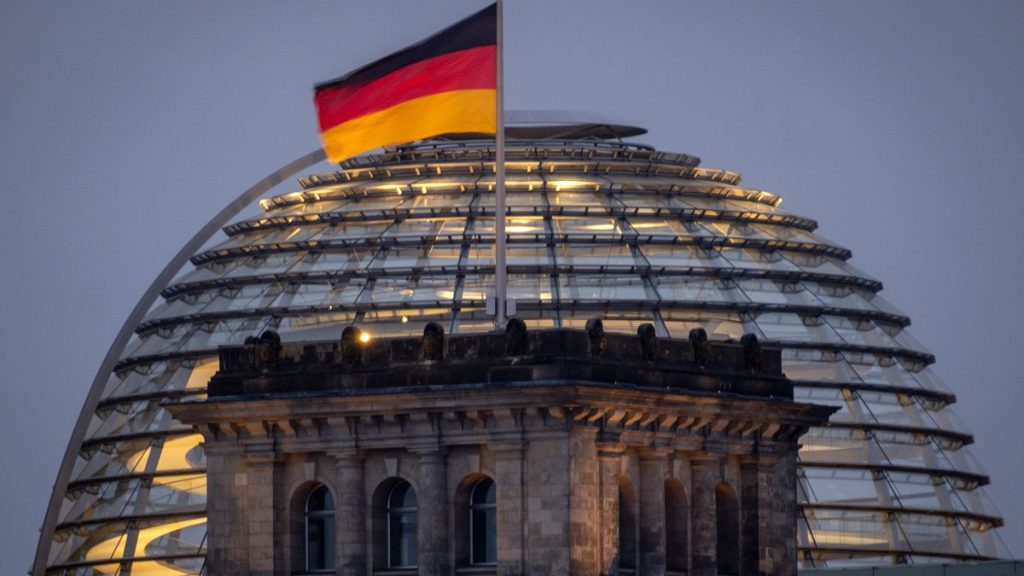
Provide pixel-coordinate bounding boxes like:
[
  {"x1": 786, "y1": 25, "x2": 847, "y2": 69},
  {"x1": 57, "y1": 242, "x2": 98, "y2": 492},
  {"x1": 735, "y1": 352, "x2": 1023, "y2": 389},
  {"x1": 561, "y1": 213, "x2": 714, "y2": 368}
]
[{"x1": 314, "y1": 4, "x2": 497, "y2": 163}]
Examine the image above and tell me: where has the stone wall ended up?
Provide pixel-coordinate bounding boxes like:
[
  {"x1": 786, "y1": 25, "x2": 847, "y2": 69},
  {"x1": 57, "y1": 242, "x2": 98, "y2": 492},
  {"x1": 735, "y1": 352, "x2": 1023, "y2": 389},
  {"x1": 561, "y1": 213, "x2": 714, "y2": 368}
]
[{"x1": 169, "y1": 326, "x2": 833, "y2": 575}]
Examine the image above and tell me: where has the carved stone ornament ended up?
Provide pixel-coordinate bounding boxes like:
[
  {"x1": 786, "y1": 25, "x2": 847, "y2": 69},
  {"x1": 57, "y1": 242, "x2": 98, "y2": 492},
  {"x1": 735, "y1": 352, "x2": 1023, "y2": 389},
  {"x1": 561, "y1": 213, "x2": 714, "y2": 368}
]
[
  {"x1": 340, "y1": 325, "x2": 363, "y2": 365},
  {"x1": 585, "y1": 317, "x2": 607, "y2": 357},
  {"x1": 254, "y1": 330, "x2": 281, "y2": 371},
  {"x1": 741, "y1": 332, "x2": 762, "y2": 373},
  {"x1": 637, "y1": 322, "x2": 658, "y2": 362},
  {"x1": 421, "y1": 322, "x2": 445, "y2": 361},
  {"x1": 505, "y1": 317, "x2": 528, "y2": 356},
  {"x1": 689, "y1": 327, "x2": 710, "y2": 368}
]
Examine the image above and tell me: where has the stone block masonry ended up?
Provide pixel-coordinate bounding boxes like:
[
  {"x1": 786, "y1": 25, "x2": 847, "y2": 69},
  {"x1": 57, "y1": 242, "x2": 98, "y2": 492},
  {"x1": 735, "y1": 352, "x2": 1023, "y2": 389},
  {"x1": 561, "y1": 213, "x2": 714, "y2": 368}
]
[{"x1": 168, "y1": 323, "x2": 834, "y2": 575}]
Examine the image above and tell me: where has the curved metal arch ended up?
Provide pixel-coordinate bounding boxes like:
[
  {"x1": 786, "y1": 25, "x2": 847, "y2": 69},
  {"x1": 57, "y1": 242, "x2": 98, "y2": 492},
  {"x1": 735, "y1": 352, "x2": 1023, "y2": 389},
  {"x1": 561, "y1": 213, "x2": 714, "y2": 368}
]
[
  {"x1": 223, "y1": 205, "x2": 822, "y2": 235},
  {"x1": 187, "y1": 233, "x2": 854, "y2": 267},
  {"x1": 32, "y1": 148, "x2": 326, "y2": 576}
]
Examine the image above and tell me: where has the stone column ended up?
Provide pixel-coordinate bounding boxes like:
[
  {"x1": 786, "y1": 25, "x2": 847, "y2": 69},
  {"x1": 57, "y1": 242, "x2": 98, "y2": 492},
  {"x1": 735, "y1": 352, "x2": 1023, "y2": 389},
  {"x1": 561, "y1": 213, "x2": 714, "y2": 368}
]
[
  {"x1": 525, "y1": 434, "x2": 572, "y2": 574},
  {"x1": 638, "y1": 449, "x2": 670, "y2": 576},
  {"x1": 334, "y1": 452, "x2": 366, "y2": 576},
  {"x1": 596, "y1": 441, "x2": 624, "y2": 576},
  {"x1": 570, "y1": 427, "x2": 601, "y2": 576},
  {"x1": 689, "y1": 455, "x2": 720, "y2": 576},
  {"x1": 416, "y1": 450, "x2": 449, "y2": 576},
  {"x1": 203, "y1": 446, "x2": 247, "y2": 575},
  {"x1": 755, "y1": 454, "x2": 781, "y2": 576},
  {"x1": 244, "y1": 451, "x2": 284, "y2": 576},
  {"x1": 739, "y1": 457, "x2": 762, "y2": 576},
  {"x1": 493, "y1": 443, "x2": 526, "y2": 576},
  {"x1": 772, "y1": 449, "x2": 800, "y2": 576}
]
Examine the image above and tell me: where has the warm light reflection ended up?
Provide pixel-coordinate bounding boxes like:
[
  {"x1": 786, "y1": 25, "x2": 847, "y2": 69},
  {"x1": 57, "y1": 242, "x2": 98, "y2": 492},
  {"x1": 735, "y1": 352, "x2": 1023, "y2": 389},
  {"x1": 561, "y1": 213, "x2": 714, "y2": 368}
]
[
  {"x1": 156, "y1": 473, "x2": 207, "y2": 497},
  {"x1": 126, "y1": 434, "x2": 204, "y2": 483},
  {"x1": 358, "y1": 331, "x2": 371, "y2": 343},
  {"x1": 798, "y1": 442, "x2": 837, "y2": 453},
  {"x1": 630, "y1": 221, "x2": 669, "y2": 230},
  {"x1": 551, "y1": 180, "x2": 592, "y2": 191},
  {"x1": 507, "y1": 225, "x2": 542, "y2": 233},
  {"x1": 807, "y1": 530, "x2": 888, "y2": 546},
  {"x1": 126, "y1": 560, "x2": 200, "y2": 576},
  {"x1": 185, "y1": 360, "x2": 217, "y2": 390},
  {"x1": 86, "y1": 517, "x2": 206, "y2": 575},
  {"x1": 156, "y1": 435, "x2": 204, "y2": 472}
]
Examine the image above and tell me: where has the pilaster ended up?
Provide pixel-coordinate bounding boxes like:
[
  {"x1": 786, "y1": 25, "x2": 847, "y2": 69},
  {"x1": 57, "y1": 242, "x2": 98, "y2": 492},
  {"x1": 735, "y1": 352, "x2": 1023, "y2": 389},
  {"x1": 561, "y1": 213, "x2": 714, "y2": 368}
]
[
  {"x1": 493, "y1": 443, "x2": 526, "y2": 576},
  {"x1": 596, "y1": 441, "x2": 624, "y2": 576},
  {"x1": 638, "y1": 449, "x2": 670, "y2": 576},
  {"x1": 415, "y1": 449, "x2": 450, "y2": 576},
  {"x1": 244, "y1": 451, "x2": 284, "y2": 576},
  {"x1": 690, "y1": 454, "x2": 721, "y2": 576},
  {"x1": 739, "y1": 456, "x2": 766, "y2": 576},
  {"x1": 334, "y1": 452, "x2": 366, "y2": 576}
]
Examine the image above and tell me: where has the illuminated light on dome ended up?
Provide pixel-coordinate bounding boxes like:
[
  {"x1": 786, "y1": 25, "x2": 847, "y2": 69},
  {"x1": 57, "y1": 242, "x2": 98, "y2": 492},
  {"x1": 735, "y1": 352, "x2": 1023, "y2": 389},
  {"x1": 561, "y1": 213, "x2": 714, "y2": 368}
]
[{"x1": 35, "y1": 117, "x2": 1007, "y2": 574}]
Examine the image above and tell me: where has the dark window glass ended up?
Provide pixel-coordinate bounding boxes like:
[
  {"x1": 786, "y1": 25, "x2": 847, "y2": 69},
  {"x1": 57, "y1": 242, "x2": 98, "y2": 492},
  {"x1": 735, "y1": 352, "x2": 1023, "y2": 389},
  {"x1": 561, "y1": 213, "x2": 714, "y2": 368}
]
[
  {"x1": 306, "y1": 485, "x2": 336, "y2": 572},
  {"x1": 387, "y1": 481, "x2": 418, "y2": 568},
  {"x1": 469, "y1": 478, "x2": 497, "y2": 564}
]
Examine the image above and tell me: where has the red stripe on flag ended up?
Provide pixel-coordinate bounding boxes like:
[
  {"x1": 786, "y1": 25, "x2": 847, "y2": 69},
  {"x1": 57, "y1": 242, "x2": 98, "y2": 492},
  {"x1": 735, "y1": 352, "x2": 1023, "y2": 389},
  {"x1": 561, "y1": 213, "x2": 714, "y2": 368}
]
[{"x1": 315, "y1": 45, "x2": 496, "y2": 131}]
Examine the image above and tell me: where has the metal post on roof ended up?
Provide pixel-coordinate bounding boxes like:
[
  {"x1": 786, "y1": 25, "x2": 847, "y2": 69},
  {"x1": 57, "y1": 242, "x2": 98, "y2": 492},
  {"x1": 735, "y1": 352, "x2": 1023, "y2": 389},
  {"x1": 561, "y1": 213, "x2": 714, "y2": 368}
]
[{"x1": 494, "y1": 0, "x2": 507, "y2": 328}]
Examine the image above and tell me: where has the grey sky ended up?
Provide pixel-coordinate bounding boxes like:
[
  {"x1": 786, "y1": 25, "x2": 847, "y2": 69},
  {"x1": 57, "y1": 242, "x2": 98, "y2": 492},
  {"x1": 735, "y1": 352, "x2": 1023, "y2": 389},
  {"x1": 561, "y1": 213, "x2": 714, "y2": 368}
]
[{"x1": 1, "y1": 0, "x2": 1022, "y2": 569}]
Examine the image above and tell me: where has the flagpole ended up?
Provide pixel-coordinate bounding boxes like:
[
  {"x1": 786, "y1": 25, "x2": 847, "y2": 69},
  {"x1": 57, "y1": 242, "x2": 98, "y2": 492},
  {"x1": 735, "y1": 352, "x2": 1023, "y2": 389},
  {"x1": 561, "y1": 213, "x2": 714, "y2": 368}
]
[{"x1": 494, "y1": 0, "x2": 507, "y2": 328}]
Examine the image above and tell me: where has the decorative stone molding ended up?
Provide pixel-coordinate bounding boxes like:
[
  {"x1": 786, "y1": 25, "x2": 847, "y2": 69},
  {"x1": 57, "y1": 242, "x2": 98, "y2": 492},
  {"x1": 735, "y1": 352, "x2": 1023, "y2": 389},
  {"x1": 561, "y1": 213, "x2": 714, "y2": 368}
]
[{"x1": 168, "y1": 326, "x2": 834, "y2": 576}]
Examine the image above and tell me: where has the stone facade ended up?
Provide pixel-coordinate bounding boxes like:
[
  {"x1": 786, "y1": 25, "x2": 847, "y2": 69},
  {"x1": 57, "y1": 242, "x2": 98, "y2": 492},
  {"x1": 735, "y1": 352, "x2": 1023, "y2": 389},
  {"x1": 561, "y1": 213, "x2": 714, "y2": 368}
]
[{"x1": 169, "y1": 323, "x2": 834, "y2": 576}]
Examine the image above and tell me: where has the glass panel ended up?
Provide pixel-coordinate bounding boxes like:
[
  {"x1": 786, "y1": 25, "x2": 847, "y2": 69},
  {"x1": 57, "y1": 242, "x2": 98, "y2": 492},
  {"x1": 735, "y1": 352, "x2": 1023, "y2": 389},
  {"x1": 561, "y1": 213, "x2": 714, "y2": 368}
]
[
  {"x1": 753, "y1": 312, "x2": 843, "y2": 344},
  {"x1": 507, "y1": 244, "x2": 552, "y2": 266},
  {"x1": 362, "y1": 277, "x2": 455, "y2": 305},
  {"x1": 661, "y1": 310, "x2": 746, "y2": 340},
  {"x1": 735, "y1": 278, "x2": 821, "y2": 306},
  {"x1": 549, "y1": 189, "x2": 613, "y2": 208},
  {"x1": 558, "y1": 274, "x2": 652, "y2": 301},
  {"x1": 407, "y1": 192, "x2": 472, "y2": 210},
  {"x1": 640, "y1": 244, "x2": 720, "y2": 268},
  {"x1": 654, "y1": 277, "x2": 739, "y2": 303},
  {"x1": 560, "y1": 310, "x2": 656, "y2": 335},
  {"x1": 824, "y1": 316, "x2": 900, "y2": 348},
  {"x1": 553, "y1": 216, "x2": 625, "y2": 236},
  {"x1": 783, "y1": 349, "x2": 863, "y2": 383},
  {"x1": 555, "y1": 243, "x2": 636, "y2": 267},
  {"x1": 719, "y1": 247, "x2": 802, "y2": 272},
  {"x1": 317, "y1": 220, "x2": 391, "y2": 241},
  {"x1": 368, "y1": 245, "x2": 460, "y2": 270}
]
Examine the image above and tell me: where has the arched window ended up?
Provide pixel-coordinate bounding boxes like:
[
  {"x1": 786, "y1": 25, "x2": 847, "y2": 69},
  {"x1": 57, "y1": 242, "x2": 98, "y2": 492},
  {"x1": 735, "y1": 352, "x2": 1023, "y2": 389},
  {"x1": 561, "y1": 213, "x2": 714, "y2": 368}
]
[
  {"x1": 387, "y1": 481, "x2": 418, "y2": 568},
  {"x1": 469, "y1": 478, "x2": 497, "y2": 565},
  {"x1": 305, "y1": 485, "x2": 335, "y2": 572},
  {"x1": 716, "y1": 483, "x2": 740, "y2": 576},
  {"x1": 665, "y1": 479, "x2": 688, "y2": 573},
  {"x1": 618, "y1": 476, "x2": 638, "y2": 572}
]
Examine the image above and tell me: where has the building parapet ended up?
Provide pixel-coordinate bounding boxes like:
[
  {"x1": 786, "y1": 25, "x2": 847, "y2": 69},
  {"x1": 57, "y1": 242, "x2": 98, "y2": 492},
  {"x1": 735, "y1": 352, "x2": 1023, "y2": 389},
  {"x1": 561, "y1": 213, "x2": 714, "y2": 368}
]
[{"x1": 210, "y1": 321, "x2": 793, "y2": 401}]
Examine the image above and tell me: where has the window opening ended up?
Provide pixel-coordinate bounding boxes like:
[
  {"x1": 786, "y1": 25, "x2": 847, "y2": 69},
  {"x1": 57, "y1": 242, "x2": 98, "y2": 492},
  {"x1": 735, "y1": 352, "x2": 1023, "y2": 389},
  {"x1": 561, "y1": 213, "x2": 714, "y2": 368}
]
[
  {"x1": 387, "y1": 481, "x2": 418, "y2": 568},
  {"x1": 305, "y1": 485, "x2": 336, "y2": 572},
  {"x1": 469, "y1": 478, "x2": 497, "y2": 565}
]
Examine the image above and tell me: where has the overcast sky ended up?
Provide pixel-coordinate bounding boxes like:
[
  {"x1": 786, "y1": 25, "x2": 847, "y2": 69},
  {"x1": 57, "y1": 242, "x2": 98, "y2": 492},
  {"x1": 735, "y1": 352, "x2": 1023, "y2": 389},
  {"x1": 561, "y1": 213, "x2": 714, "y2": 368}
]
[{"x1": 1, "y1": 1, "x2": 1022, "y2": 569}]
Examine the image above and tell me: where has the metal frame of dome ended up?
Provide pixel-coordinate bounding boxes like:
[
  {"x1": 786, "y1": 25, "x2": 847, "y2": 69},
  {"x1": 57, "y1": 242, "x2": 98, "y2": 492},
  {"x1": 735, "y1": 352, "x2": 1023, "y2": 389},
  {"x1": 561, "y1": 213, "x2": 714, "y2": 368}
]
[{"x1": 34, "y1": 135, "x2": 1008, "y2": 575}]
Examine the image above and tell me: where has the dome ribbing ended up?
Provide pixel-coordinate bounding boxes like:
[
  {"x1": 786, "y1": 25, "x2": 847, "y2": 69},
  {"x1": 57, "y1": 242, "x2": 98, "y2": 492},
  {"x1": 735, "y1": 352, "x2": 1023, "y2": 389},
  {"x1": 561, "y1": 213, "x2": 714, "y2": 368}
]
[{"x1": 38, "y1": 137, "x2": 1006, "y2": 574}]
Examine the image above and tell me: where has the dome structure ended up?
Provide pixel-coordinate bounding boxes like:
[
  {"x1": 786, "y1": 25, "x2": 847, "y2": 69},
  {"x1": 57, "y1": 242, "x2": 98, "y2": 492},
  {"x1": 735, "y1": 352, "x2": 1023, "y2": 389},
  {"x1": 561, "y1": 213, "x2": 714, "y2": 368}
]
[{"x1": 36, "y1": 127, "x2": 1007, "y2": 574}]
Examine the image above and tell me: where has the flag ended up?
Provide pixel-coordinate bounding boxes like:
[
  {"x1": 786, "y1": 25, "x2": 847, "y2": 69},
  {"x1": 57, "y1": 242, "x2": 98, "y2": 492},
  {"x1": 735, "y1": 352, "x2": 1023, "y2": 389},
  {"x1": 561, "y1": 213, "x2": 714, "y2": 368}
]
[{"x1": 314, "y1": 4, "x2": 497, "y2": 163}]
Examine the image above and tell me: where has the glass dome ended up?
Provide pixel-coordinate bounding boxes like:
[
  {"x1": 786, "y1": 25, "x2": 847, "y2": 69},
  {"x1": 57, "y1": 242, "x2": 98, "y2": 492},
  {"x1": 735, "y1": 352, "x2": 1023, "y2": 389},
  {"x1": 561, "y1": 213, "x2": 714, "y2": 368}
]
[{"x1": 37, "y1": 136, "x2": 1007, "y2": 574}]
